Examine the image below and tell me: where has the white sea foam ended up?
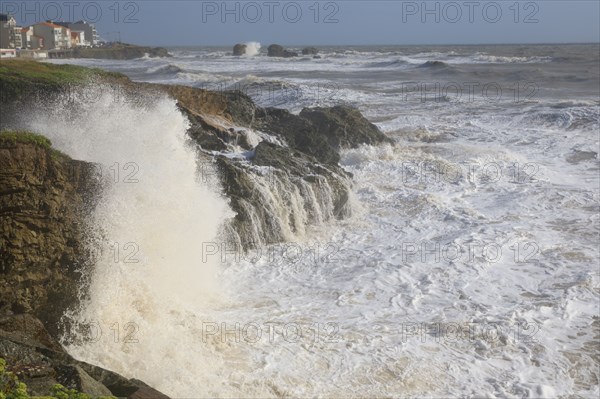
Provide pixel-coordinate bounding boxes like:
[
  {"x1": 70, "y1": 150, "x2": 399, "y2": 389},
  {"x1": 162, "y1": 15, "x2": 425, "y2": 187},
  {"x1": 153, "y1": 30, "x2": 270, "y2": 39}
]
[{"x1": 243, "y1": 41, "x2": 262, "y2": 57}]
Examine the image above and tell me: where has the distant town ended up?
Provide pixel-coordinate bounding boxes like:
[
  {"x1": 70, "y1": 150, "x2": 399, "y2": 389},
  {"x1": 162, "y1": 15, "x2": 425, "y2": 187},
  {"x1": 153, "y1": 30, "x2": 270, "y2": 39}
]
[{"x1": 0, "y1": 13, "x2": 100, "y2": 59}]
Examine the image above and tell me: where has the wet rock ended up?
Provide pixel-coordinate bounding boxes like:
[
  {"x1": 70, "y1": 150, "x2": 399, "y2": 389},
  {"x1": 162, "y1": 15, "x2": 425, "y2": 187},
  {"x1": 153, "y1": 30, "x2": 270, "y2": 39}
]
[
  {"x1": 55, "y1": 365, "x2": 113, "y2": 396},
  {"x1": 233, "y1": 43, "x2": 247, "y2": 56},
  {"x1": 302, "y1": 47, "x2": 319, "y2": 55},
  {"x1": 216, "y1": 142, "x2": 352, "y2": 248},
  {"x1": 255, "y1": 107, "x2": 340, "y2": 164},
  {"x1": 300, "y1": 105, "x2": 393, "y2": 150},
  {"x1": 267, "y1": 44, "x2": 298, "y2": 58}
]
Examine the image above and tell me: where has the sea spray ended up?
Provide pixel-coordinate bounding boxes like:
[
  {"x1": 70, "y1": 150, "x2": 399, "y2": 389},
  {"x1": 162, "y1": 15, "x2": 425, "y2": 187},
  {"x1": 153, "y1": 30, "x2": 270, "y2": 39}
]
[
  {"x1": 18, "y1": 84, "x2": 237, "y2": 395},
  {"x1": 244, "y1": 41, "x2": 262, "y2": 57}
]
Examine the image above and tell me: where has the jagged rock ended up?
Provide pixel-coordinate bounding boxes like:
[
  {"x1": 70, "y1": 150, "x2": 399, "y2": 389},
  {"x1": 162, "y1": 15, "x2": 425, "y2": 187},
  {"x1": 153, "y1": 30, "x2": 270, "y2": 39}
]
[
  {"x1": 55, "y1": 365, "x2": 113, "y2": 396},
  {"x1": 267, "y1": 44, "x2": 298, "y2": 58},
  {"x1": 299, "y1": 105, "x2": 393, "y2": 150},
  {"x1": 233, "y1": 43, "x2": 247, "y2": 56},
  {"x1": 302, "y1": 47, "x2": 319, "y2": 55},
  {"x1": 255, "y1": 107, "x2": 340, "y2": 164}
]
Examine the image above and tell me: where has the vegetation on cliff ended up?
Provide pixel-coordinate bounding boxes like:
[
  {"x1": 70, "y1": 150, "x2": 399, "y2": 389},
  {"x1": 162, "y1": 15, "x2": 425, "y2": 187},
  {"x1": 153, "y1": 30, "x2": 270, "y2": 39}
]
[
  {"x1": 0, "y1": 60, "x2": 126, "y2": 103},
  {"x1": 0, "y1": 131, "x2": 52, "y2": 150}
]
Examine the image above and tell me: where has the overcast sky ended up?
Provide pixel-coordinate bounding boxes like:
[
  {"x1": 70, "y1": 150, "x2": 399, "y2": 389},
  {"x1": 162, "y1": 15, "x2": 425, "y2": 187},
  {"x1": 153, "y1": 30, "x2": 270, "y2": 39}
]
[{"x1": 4, "y1": 1, "x2": 599, "y2": 46}]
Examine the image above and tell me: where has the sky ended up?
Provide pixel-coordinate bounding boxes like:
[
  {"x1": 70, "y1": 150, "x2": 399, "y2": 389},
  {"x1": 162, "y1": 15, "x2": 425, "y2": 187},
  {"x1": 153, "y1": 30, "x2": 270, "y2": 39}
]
[{"x1": 3, "y1": 0, "x2": 599, "y2": 46}]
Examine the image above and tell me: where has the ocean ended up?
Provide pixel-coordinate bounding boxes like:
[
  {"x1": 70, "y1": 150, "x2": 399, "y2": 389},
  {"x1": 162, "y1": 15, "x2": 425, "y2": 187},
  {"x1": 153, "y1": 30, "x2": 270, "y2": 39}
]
[{"x1": 43, "y1": 44, "x2": 599, "y2": 397}]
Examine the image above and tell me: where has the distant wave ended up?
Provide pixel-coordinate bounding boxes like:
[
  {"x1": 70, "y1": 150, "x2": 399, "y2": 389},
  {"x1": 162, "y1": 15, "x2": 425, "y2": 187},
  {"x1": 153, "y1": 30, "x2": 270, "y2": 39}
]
[
  {"x1": 146, "y1": 64, "x2": 183, "y2": 75},
  {"x1": 365, "y1": 59, "x2": 409, "y2": 68},
  {"x1": 472, "y1": 54, "x2": 553, "y2": 64},
  {"x1": 418, "y1": 60, "x2": 449, "y2": 68}
]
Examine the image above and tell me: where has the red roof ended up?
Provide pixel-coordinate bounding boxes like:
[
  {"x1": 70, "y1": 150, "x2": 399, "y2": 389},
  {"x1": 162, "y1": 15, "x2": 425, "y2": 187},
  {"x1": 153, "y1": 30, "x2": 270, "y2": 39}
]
[{"x1": 39, "y1": 22, "x2": 63, "y2": 29}]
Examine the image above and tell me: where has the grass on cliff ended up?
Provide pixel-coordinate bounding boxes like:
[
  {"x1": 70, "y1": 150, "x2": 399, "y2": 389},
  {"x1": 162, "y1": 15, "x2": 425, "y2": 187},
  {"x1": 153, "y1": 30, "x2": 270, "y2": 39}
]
[
  {"x1": 0, "y1": 130, "x2": 68, "y2": 159},
  {"x1": 0, "y1": 60, "x2": 126, "y2": 101},
  {"x1": 0, "y1": 60, "x2": 124, "y2": 85}
]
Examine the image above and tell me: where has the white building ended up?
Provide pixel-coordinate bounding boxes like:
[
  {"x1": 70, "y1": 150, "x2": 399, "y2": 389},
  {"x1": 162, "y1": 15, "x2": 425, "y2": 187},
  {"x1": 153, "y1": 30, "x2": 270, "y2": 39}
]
[
  {"x1": 0, "y1": 13, "x2": 17, "y2": 49},
  {"x1": 54, "y1": 21, "x2": 97, "y2": 46},
  {"x1": 32, "y1": 21, "x2": 71, "y2": 50}
]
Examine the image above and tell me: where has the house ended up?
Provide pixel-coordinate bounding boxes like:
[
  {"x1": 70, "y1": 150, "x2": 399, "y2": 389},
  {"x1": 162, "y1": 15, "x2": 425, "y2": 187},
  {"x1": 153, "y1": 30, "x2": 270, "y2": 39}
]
[
  {"x1": 70, "y1": 30, "x2": 86, "y2": 47},
  {"x1": 0, "y1": 13, "x2": 17, "y2": 49},
  {"x1": 56, "y1": 21, "x2": 97, "y2": 46},
  {"x1": 32, "y1": 21, "x2": 71, "y2": 49},
  {"x1": 12, "y1": 26, "x2": 22, "y2": 48},
  {"x1": 21, "y1": 27, "x2": 32, "y2": 48},
  {"x1": 20, "y1": 28, "x2": 44, "y2": 50}
]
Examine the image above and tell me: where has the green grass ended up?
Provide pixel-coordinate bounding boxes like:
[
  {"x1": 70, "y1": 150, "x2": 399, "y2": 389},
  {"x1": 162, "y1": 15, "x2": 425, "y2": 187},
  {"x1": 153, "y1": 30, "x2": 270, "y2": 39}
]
[
  {"x1": 0, "y1": 60, "x2": 124, "y2": 85},
  {"x1": 0, "y1": 130, "x2": 68, "y2": 159},
  {"x1": 0, "y1": 130, "x2": 52, "y2": 149},
  {"x1": 0, "y1": 60, "x2": 126, "y2": 102}
]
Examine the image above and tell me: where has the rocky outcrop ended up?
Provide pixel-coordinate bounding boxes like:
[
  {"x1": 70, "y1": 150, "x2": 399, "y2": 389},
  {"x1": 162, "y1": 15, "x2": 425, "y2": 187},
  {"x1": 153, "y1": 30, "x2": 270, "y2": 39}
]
[
  {"x1": 233, "y1": 43, "x2": 247, "y2": 56},
  {"x1": 255, "y1": 107, "x2": 341, "y2": 164},
  {"x1": 267, "y1": 44, "x2": 298, "y2": 58},
  {"x1": 299, "y1": 105, "x2": 394, "y2": 150},
  {"x1": 302, "y1": 47, "x2": 319, "y2": 55},
  {"x1": 157, "y1": 88, "x2": 391, "y2": 249}
]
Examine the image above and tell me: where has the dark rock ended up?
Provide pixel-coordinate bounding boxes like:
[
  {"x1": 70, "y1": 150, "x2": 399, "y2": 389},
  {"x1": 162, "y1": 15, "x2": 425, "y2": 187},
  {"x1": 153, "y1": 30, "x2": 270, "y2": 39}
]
[
  {"x1": 55, "y1": 365, "x2": 113, "y2": 396},
  {"x1": 299, "y1": 105, "x2": 393, "y2": 150},
  {"x1": 255, "y1": 107, "x2": 340, "y2": 165},
  {"x1": 267, "y1": 44, "x2": 298, "y2": 58},
  {"x1": 302, "y1": 47, "x2": 319, "y2": 55},
  {"x1": 268, "y1": 44, "x2": 284, "y2": 56},
  {"x1": 233, "y1": 43, "x2": 247, "y2": 56}
]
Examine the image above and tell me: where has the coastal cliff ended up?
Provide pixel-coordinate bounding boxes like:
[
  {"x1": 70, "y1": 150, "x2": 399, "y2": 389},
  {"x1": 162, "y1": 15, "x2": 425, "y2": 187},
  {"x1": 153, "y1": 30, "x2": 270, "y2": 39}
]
[{"x1": 0, "y1": 60, "x2": 391, "y2": 396}]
